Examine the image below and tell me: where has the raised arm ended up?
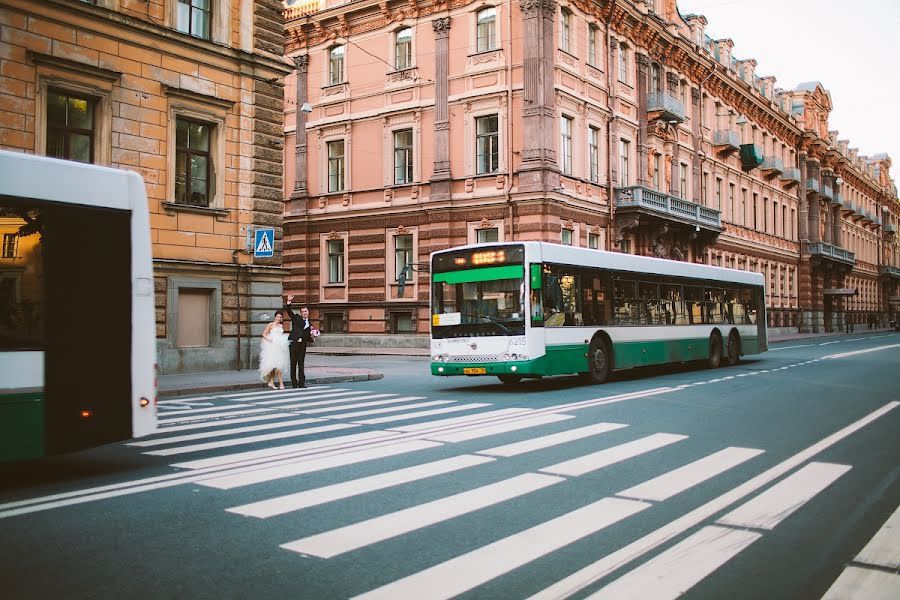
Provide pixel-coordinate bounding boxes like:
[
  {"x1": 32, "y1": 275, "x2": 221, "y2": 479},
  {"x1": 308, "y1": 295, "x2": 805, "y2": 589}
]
[{"x1": 284, "y1": 293, "x2": 296, "y2": 319}]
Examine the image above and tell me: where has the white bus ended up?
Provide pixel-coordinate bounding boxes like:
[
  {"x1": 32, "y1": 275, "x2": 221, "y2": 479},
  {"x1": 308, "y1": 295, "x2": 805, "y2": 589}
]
[
  {"x1": 430, "y1": 242, "x2": 767, "y2": 384},
  {"x1": 0, "y1": 151, "x2": 157, "y2": 461}
]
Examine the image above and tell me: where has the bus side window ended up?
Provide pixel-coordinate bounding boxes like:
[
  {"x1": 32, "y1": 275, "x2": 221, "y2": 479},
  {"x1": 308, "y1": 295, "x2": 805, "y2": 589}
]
[
  {"x1": 685, "y1": 286, "x2": 703, "y2": 324},
  {"x1": 543, "y1": 273, "x2": 566, "y2": 326},
  {"x1": 639, "y1": 282, "x2": 659, "y2": 326},
  {"x1": 661, "y1": 284, "x2": 683, "y2": 325},
  {"x1": 614, "y1": 278, "x2": 637, "y2": 326}
]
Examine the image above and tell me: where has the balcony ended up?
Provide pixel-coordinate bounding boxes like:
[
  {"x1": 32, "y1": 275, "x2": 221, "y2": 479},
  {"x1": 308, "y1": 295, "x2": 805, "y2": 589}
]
[
  {"x1": 821, "y1": 185, "x2": 833, "y2": 200},
  {"x1": 805, "y1": 178, "x2": 820, "y2": 194},
  {"x1": 805, "y1": 242, "x2": 856, "y2": 267},
  {"x1": 712, "y1": 130, "x2": 741, "y2": 155},
  {"x1": 740, "y1": 144, "x2": 764, "y2": 171},
  {"x1": 779, "y1": 167, "x2": 801, "y2": 186},
  {"x1": 760, "y1": 156, "x2": 784, "y2": 177},
  {"x1": 615, "y1": 185, "x2": 722, "y2": 229},
  {"x1": 647, "y1": 92, "x2": 685, "y2": 124},
  {"x1": 880, "y1": 265, "x2": 900, "y2": 279},
  {"x1": 833, "y1": 193, "x2": 843, "y2": 207}
]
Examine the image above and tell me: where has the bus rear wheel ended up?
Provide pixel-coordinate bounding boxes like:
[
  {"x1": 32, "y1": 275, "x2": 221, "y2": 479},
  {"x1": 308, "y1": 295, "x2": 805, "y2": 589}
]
[
  {"x1": 707, "y1": 333, "x2": 723, "y2": 369},
  {"x1": 498, "y1": 374, "x2": 522, "y2": 384},
  {"x1": 724, "y1": 331, "x2": 741, "y2": 366},
  {"x1": 584, "y1": 337, "x2": 611, "y2": 384}
]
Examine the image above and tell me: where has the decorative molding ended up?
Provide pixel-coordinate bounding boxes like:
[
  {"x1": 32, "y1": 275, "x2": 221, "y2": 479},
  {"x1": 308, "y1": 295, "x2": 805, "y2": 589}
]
[
  {"x1": 293, "y1": 54, "x2": 310, "y2": 72},
  {"x1": 432, "y1": 17, "x2": 450, "y2": 36},
  {"x1": 162, "y1": 84, "x2": 236, "y2": 110},
  {"x1": 28, "y1": 51, "x2": 121, "y2": 83}
]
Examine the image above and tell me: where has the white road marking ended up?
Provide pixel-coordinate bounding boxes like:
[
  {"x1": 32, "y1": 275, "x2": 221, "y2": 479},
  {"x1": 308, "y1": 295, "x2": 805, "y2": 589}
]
[
  {"x1": 768, "y1": 344, "x2": 814, "y2": 351},
  {"x1": 128, "y1": 418, "x2": 324, "y2": 447},
  {"x1": 425, "y1": 414, "x2": 573, "y2": 443},
  {"x1": 854, "y1": 505, "x2": 900, "y2": 570},
  {"x1": 540, "y1": 433, "x2": 688, "y2": 477},
  {"x1": 159, "y1": 386, "x2": 337, "y2": 403},
  {"x1": 294, "y1": 396, "x2": 426, "y2": 414},
  {"x1": 389, "y1": 408, "x2": 534, "y2": 432},
  {"x1": 197, "y1": 439, "x2": 443, "y2": 490},
  {"x1": 255, "y1": 390, "x2": 377, "y2": 406},
  {"x1": 824, "y1": 343, "x2": 900, "y2": 359},
  {"x1": 155, "y1": 403, "x2": 253, "y2": 416},
  {"x1": 479, "y1": 423, "x2": 628, "y2": 458},
  {"x1": 617, "y1": 447, "x2": 764, "y2": 502},
  {"x1": 325, "y1": 400, "x2": 454, "y2": 420},
  {"x1": 587, "y1": 526, "x2": 761, "y2": 600},
  {"x1": 353, "y1": 404, "x2": 491, "y2": 425},
  {"x1": 717, "y1": 462, "x2": 851, "y2": 530},
  {"x1": 529, "y1": 402, "x2": 899, "y2": 600},
  {"x1": 282, "y1": 473, "x2": 564, "y2": 559},
  {"x1": 158, "y1": 407, "x2": 276, "y2": 423},
  {"x1": 353, "y1": 498, "x2": 649, "y2": 600},
  {"x1": 144, "y1": 423, "x2": 359, "y2": 457},
  {"x1": 821, "y1": 566, "x2": 900, "y2": 600},
  {"x1": 819, "y1": 340, "x2": 841, "y2": 346},
  {"x1": 156, "y1": 412, "x2": 298, "y2": 433},
  {"x1": 227, "y1": 455, "x2": 495, "y2": 519}
]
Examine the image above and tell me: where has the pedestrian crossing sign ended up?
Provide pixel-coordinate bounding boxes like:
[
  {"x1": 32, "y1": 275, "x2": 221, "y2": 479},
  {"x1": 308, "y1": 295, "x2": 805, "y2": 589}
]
[{"x1": 254, "y1": 228, "x2": 275, "y2": 258}]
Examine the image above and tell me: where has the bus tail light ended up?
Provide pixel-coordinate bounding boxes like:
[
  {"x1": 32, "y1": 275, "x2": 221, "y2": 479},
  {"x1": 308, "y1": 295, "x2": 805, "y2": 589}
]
[
  {"x1": 80, "y1": 409, "x2": 93, "y2": 419},
  {"x1": 139, "y1": 397, "x2": 150, "y2": 407}
]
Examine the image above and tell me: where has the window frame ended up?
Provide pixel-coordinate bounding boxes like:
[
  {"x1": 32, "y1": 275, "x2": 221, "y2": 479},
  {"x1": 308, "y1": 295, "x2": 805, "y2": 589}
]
[
  {"x1": 475, "y1": 114, "x2": 500, "y2": 175},
  {"x1": 560, "y1": 8, "x2": 572, "y2": 53},
  {"x1": 2, "y1": 233, "x2": 17, "y2": 259},
  {"x1": 327, "y1": 139, "x2": 346, "y2": 193},
  {"x1": 328, "y1": 45, "x2": 346, "y2": 85},
  {"x1": 393, "y1": 128, "x2": 414, "y2": 185},
  {"x1": 165, "y1": 93, "x2": 228, "y2": 209},
  {"x1": 175, "y1": 0, "x2": 212, "y2": 41},
  {"x1": 326, "y1": 238, "x2": 345, "y2": 285},
  {"x1": 588, "y1": 125, "x2": 600, "y2": 183},
  {"x1": 587, "y1": 25, "x2": 598, "y2": 67},
  {"x1": 560, "y1": 114, "x2": 574, "y2": 176},
  {"x1": 476, "y1": 7, "x2": 497, "y2": 52},
  {"x1": 174, "y1": 116, "x2": 213, "y2": 207},
  {"x1": 618, "y1": 43, "x2": 629, "y2": 83},
  {"x1": 45, "y1": 88, "x2": 96, "y2": 164},
  {"x1": 394, "y1": 27, "x2": 413, "y2": 71},
  {"x1": 619, "y1": 139, "x2": 630, "y2": 186}
]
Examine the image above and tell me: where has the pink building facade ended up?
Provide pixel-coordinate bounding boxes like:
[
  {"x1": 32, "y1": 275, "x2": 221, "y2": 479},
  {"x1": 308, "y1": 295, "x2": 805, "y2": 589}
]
[{"x1": 281, "y1": 0, "x2": 899, "y2": 338}]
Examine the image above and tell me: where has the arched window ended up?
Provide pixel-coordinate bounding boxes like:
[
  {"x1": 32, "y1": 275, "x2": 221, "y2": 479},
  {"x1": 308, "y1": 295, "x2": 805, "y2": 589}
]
[
  {"x1": 395, "y1": 28, "x2": 412, "y2": 70},
  {"x1": 560, "y1": 9, "x2": 571, "y2": 53},
  {"x1": 328, "y1": 45, "x2": 345, "y2": 85},
  {"x1": 476, "y1": 8, "x2": 497, "y2": 52}
]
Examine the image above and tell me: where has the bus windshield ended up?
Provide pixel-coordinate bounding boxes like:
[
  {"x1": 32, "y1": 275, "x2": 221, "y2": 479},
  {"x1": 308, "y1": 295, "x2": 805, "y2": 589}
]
[{"x1": 432, "y1": 276, "x2": 525, "y2": 338}]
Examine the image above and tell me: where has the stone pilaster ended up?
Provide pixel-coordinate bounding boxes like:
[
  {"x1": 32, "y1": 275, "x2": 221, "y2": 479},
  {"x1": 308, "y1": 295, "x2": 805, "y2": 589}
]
[
  {"x1": 832, "y1": 176, "x2": 843, "y2": 244},
  {"x1": 798, "y1": 152, "x2": 809, "y2": 242},
  {"x1": 636, "y1": 54, "x2": 649, "y2": 186},
  {"x1": 431, "y1": 17, "x2": 452, "y2": 198},
  {"x1": 822, "y1": 172, "x2": 833, "y2": 244},
  {"x1": 691, "y1": 86, "x2": 702, "y2": 203},
  {"x1": 807, "y1": 159, "x2": 821, "y2": 243},
  {"x1": 290, "y1": 55, "x2": 310, "y2": 206},
  {"x1": 518, "y1": 0, "x2": 559, "y2": 192}
]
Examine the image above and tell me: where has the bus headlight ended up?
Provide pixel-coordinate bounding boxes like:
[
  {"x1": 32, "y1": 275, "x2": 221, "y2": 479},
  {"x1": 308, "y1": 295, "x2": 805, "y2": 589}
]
[
  {"x1": 519, "y1": 354, "x2": 528, "y2": 361},
  {"x1": 502, "y1": 353, "x2": 510, "y2": 361},
  {"x1": 437, "y1": 366, "x2": 444, "y2": 373},
  {"x1": 510, "y1": 365, "x2": 517, "y2": 372}
]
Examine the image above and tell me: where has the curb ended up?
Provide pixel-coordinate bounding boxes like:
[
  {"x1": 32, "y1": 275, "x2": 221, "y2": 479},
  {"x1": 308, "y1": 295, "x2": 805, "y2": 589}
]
[{"x1": 158, "y1": 372, "x2": 383, "y2": 399}]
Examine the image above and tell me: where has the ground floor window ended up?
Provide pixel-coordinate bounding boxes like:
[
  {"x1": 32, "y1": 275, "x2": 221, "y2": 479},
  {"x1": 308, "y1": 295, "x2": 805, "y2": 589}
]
[
  {"x1": 390, "y1": 312, "x2": 415, "y2": 334},
  {"x1": 176, "y1": 289, "x2": 211, "y2": 347}
]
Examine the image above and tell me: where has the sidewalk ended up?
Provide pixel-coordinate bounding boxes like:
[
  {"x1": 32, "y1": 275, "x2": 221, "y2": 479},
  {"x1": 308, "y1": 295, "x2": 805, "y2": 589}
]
[{"x1": 157, "y1": 327, "x2": 897, "y2": 398}]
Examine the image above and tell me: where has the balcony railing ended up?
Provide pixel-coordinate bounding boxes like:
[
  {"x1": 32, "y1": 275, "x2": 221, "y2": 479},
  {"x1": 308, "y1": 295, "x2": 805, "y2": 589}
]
[
  {"x1": 647, "y1": 92, "x2": 686, "y2": 123},
  {"x1": 806, "y1": 242, "x2": 856, "y2": 266},
  {"x1": 880, "y1": 265, "x2": 900, "y2": 278},
  {"x1": 805, "y1": 178, "x2": 820, "y2": 193},
  {"x1": 822, "y1": 185, "x2": 833, "y2": 200},
  {"x1": 779, "y1": 167, "x2": 801, "y2": 183},
  {"x1": 833, "y1": 193, "x2": 843, "y2": 206},
  {"x1": 761, "y1": 156, "x2": 784, "y2": 175},
  {"x1": 845, "y1": 200, "x2": 857, "y2": 213},
  {"x1": 713, "y1": 130, "x2": 741, "y2": 151},
  {"x1": 615, "y1": 185, "x2": 722, "y2": 229},
  {"x1": 885, "y1": 223, "x2": 896, "y2": 234},
  {"x1": 740, "y1": 144, "x2": 764, "y2": 170}
]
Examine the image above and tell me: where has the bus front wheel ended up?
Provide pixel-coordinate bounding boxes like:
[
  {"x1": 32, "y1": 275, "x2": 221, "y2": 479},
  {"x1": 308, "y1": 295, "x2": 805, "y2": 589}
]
[
  {"x1": 498, "y1": 374, "x2": 522, "y2": 384},
  {"x1": 707, "y1": 333, "x2": 723, "y2": 369},
  {"x1": 584, "y1": 337, "x2": 611, "y2": 384},
  {"x1": 724, "y1": 331, "x2": 741, "y2": 366}
]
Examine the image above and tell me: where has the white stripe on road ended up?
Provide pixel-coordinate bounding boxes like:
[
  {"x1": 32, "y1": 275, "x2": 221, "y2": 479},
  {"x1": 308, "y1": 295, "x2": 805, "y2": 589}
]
[
  {"x1": 823, "y1": 343, "x2": 900, "y2": 360},
  {"x1": 269, "y1": 393, "x2": 398, "y2": 410},
  {"x1": 540, "y1": 434, "x2": 688, "y2": 477},
  {"x1": 854, "y1": 505, "x2": 900, "y2": 570},
  {"x1": 158, "y1": 407, "x2": 275, "y2": 423},
  {"x1": 478, "y1": 423, "x2": 629, "y2": 458},
  {"x1": 156, "y1": 386, "x2": 337, "y2": 403},
  {"x1": 353, "y1": 497, "x2": 650, "y2": 600},
  {"x1": 819, "y1": 340, "x2": 841, "y2": 346},
  {"x1": 617, "y1": 447, "x2": 764, "y2": 502},
  {"x1": 197, "y1": 439, "x2": 442, "y2": 490},
  {"x1": 295, "y1": 396, "x2": 426, "y2": 414},
  {"x1": 156, "y1": 412, "x2": 298, "y2": 433},
  {"x1": 255, "y1": 390, "x2": 375, "y2": 405},
  {"x1": 717, "y1": 462, "x2": 851, "y2": 530},
  {"x1": 157, "y1": 403, "x2": 234, "y2": 415},
  {"x1": 325, "y1": 400, "x2": 454, "y2": 420},
  {"x1": 821, "y1": 566, "x2": 900, "y2": 600},
  {"x1": 353, "y1": 403, "x2": 490, "y2": 425},
  {"x1": 172, "y1": 430, "x2": 403, "y2": 470},
  {"x1": 528, "y1": 402, "x2": 899, "y2": 600},
  {"x1": 144, "y1": 423, "x2": 359, "y2": 457},
  {"x1": 389, "y1": 408, "x2": 534, "y2": 432},
  {"x1": 228, "y1": 454, "x2": 495, "y2": 519},
  {"x1": 768, "y1": 344, "x2": 814, "y2": 351},
  {"x1": 425, "y1": 414, "x2": 574, "y2": 443},
  {"x1": 128, "y1": 418, "x2": 324, "y2": 447},
  {"x1": 587, "y1": 526, "x2": 761, "y2": 600},
  {"x1": 282, "y1": 473, "x2": 564, "y2": 559}
]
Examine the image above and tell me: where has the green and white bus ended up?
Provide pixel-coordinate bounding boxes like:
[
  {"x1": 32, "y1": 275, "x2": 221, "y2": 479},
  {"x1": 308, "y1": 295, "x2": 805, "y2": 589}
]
[
  {"x1": 0, "y1": 151, "x2": 157, "y2": 461},
  {"x1": 430, "y1": 242, "x2": 767, "y2": 384}
]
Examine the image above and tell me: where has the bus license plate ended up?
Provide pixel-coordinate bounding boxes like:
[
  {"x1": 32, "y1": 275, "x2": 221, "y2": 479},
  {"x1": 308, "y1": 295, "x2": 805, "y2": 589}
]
[{"x1": 463, "y1": 367, "x2": 486, "y2": 375}]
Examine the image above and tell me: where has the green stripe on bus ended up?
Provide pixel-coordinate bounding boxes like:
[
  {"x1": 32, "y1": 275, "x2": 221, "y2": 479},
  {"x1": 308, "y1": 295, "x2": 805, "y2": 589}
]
[
  {"x1": 0, "y1": 392, "x2": 44, "y2": 462},
  {"x1": 432, "y1": 265, "x2": 524, "y2": 284}
]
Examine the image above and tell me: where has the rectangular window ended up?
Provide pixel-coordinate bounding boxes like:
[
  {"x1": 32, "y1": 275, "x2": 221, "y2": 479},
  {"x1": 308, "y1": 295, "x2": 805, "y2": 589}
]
[
  {"x1": 176, "y1": 0, "x2": 211, "y2": 40},
  {"x1": 791, "y1": 208, "x2": 796, "y2": 240},
  {"x1": 476, "y1": 228, "x2": 499, "y2": 244},
  {"x1": 175, "y1": 117, "x2": 211, "y2": 206},
  {"x1": 652, "y1": 154, "x2": 661, "y2": 190},
  {"x1": 560, "y1": 10, "x2": 571, "y2": 53},
  {"x1": 46, "y1": 90, "x2": 94, "y2": 164},
  {"x1": 393, "y1": 129, "x2": 413, "y2": 184},
  {"x1": 588, "y1": 26, "x2": 597, "y2": 66},
  {"x1": 619, "y1": 139, "x2": 630, "y2": 185},
  {"x1": 394, "y1": 234, "x2": 413, "y2": 281},
  {"x1": 561, "y1": 228, "x2": 573, "y2": 246},
  {"x1": 2, "y1": 234, "x2": 17, "y2": 258},
  {"x1": 395, "y1": 28, "x2": 412, "y2": 70},
  {"x1": 327, "y1": 239, "x2": 345, "y2": 284},
  {"x1": 329, "y1": 46, "x2": 345, "y2": 85},
  {"x1": 327, "y1": 140, "x2": 345, "y2": 192},
  {"x1": 729, "y1": 183, "x2": 735, "y2": 223},
  {"x1": 476, "y1": 8, "x2": 496, "y2": 52},
  {"x1": 715, "y1": 178, "x2": 722, "y2": 209},
  {"x1": 176, "y1": 289, "x2": 210, "y2": 348},
  {"x1": 763, "y1": 198, "x2": 769, "y2": 233},
  {"x1": 752, "y1": 193, "x2": 758, "y2": 230},
  {"x1": 588, "y1": 232, "x2": 600, "y2": 249},
  {"x1": 476, "y1": 114, "x2": 499, "y2": 174},
  {"x1": 618, "y1": 44, "x2": 628, "y2": 83},
  {"x1": 325, "y1": 312, "x2": 345, "y2": 333},
  {"x1": 741, "y1": 188, "x2": 747, "y2": 226},
  {"x1": 588, "y1": 126, "x2": 600, "y2": 182},
  {"x1": 560, "y1": 116, "x2": 573, "y2": 175},
  {"x1": 679, "y1": 163, "x2": 688, "y2": 198}
]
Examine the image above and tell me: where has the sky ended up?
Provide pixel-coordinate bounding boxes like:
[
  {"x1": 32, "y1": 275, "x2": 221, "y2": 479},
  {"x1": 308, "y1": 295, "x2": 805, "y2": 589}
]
[{"x1": 676, "y1": 0, "x2": 900, "y2": 187}]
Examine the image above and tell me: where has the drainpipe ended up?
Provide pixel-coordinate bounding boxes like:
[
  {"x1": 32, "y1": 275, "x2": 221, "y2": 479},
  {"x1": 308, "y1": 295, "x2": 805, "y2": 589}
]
[
  {"x1": 232, "y1": 248, "x2": 250, "y2": 370},
  {"x1": 605, "y1": 0, "x2": 617, "y2": 250}
]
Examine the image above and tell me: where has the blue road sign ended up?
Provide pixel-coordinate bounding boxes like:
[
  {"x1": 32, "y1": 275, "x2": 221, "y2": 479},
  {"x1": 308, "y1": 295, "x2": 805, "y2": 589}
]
[{"x1": 254, "y1": 227, "x2": 275, "y2": 258}]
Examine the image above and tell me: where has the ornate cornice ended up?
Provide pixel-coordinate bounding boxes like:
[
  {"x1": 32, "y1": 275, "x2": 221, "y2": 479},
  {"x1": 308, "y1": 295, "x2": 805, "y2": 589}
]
[
  {"x1": 293, "y1": 54, "x2": 310, "y2": 72},
  {"x1": 520, "y1": 0, "x2": 558, "y2": 18},
  {"x1": 432, "y1": 17, "x2": 450, "y2": 35}
]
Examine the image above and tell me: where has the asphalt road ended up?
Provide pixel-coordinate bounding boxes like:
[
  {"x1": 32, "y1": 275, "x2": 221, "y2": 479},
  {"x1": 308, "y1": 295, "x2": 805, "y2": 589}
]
[{"x1": 1, "y1": 333, "x2": 898, "y2": 599}]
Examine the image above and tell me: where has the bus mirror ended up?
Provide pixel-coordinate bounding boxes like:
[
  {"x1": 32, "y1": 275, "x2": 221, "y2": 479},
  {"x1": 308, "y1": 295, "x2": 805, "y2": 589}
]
[{"x1": 530, "y1": 264, "x2": 542, "y2": 289}]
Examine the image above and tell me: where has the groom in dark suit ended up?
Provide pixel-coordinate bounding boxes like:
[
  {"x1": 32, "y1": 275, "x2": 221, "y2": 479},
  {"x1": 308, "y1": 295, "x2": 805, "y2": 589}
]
[{"x1": 284, "y1": 294, "x2": 314, "y2": 388}]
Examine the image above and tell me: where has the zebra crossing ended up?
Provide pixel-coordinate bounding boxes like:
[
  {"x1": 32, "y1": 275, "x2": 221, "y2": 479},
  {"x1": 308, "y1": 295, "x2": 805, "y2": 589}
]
[{"x1": 141, "y1": 388, "x2": 898, "y2": 598}]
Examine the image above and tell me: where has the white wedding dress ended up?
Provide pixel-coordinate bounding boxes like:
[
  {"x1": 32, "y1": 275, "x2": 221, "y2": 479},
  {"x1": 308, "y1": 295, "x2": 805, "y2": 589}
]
[{"x1": 258, "y1": 325, "x2": 290, "y2": 382}]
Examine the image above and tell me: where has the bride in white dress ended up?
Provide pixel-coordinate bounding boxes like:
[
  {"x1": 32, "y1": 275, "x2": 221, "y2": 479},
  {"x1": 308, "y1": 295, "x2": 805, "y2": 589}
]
[{"x1": 259, "y1": 312, "x2": 290, "y2": 389}]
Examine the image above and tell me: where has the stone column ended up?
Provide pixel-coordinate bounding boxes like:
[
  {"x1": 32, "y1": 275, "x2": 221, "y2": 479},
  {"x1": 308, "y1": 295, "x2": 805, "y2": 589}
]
[
  {"x1": 518, "y1": 0, "x2": 559, "y2": 192},
  {"x1": 690, "y1": 86, "x2": 702, "y2": 203},
  {"x1": 431, "y1": 17, "x2": 451, "y2": 199},
  {"x1": 832, "y1": 176, "x2": 843, "y2": 245},
  {"x1": 290, "y1": 55, "x2": 310, "y2": 204},
  {"x1": 798, "y1": 152, "x2": 809, "y2": 242},
  {"x1": 636, "y1": 54, "x2": 649, "y2": 187},
  {"x1": 822, "y1": 173, "x2": 833, "y2": 244},
  {"x1": 807, "y1": 159, "x2": 821, "y2": 243}
]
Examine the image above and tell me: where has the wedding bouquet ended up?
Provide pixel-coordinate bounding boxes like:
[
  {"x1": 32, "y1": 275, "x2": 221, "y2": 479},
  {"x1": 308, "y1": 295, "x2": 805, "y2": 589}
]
[{"x1": 310, "y1": 327, "x2": 320, "y2": 340}]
